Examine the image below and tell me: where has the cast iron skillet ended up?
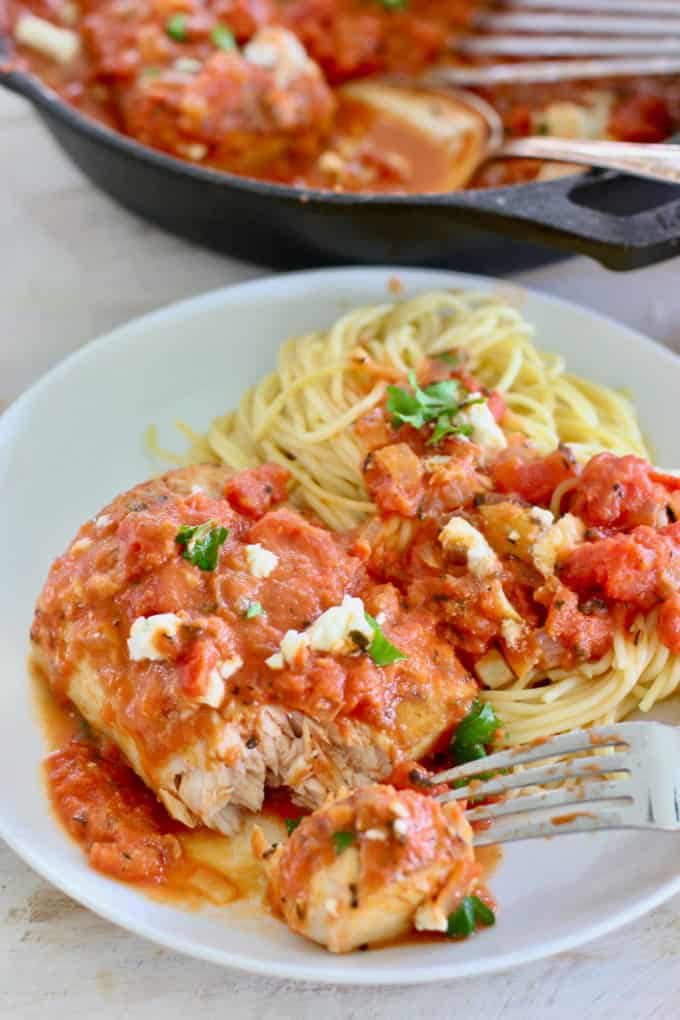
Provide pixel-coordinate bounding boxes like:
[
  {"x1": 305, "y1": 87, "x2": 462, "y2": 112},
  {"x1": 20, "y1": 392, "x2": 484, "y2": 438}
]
[{"x1": 3, "y1": 33, "x2": 680, "y2": 272}]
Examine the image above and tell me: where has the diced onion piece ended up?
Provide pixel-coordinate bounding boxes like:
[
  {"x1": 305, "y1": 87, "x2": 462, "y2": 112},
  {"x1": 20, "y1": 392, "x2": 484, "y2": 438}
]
[
  {"x1": 475, "y1": 648, "x2": 514, "y2": 689},
  {"x1": 15, "y1": 13, "x2": 80, "y2": 63}
]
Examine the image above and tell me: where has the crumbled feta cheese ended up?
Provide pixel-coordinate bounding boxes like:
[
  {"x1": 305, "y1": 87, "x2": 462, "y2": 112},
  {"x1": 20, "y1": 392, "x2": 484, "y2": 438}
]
[
  {"x1": 306, "y1": 595, "x2": 374, "y2": 654},
  {"x1": 15, "y1": 13, "x2": 80, "y2": 63},
  {"x1": 265, "y1": 652, "x2": 284, "y2": 671},
  {"x1": 218, "y1": 655, "x2": 243, "y2": 680},
  {"x1": 363, "y1": 828, "x2": 387, "y2": 841},
  {"x1": 464, "y1": 398, "x2": 507, "y2": 462},
  {"x1": 244, "y1": 543, "x2": 279, "y2": 579},
  {"x1": 244, "y1": 26, "x2": 314, "y2": 89},
  {"x1": 532, "y1": 512, "x2": 585, "y2": 577},
  {"x1": 94, "y1": 514, "x2": 112, "y2": 530},
  {"x1": 127, "y1": 613, "x2": 181, "y2": 661},
  {"x1": 176, "y1": 142, "x2": 207, "y2": 162},
  {"x1": 439, "y1": 517, "x2": 499, "y2": 578},
  {"x1": 264, "y1": 595, "x2": 373, "y2": 670},
  {"x1": 529, "y1": 506, "x2": 555, "y2": 529},
  {"x1": 393, "y1": 818, "x2": 409, "y2": 839},
  {"x1": 199, "y1": 671, "x2": 226, "y2": 709},
  {"x1": 501, "y1": 618, "x2": 526, "y2": 650}
]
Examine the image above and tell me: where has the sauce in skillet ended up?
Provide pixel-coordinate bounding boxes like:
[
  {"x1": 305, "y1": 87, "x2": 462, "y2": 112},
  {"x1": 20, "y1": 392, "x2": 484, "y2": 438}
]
[{"x1": 7, "y1": 0, "x2": 680, "y2": 193}]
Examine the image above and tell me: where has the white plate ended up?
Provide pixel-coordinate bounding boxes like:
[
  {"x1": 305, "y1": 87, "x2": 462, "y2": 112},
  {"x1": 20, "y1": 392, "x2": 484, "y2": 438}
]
[{"x1": 2, "y1": 267, "x2": 680, "y2": 985}]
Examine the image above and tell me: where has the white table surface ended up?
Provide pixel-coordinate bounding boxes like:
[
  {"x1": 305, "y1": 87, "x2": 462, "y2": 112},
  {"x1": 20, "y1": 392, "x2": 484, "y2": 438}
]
[{"x1": 3, "y1": 84, "x2": 680, "y2": 1019}]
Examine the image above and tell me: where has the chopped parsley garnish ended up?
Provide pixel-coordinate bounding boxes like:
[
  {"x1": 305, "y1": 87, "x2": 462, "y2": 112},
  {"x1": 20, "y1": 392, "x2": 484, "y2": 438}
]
[
  {"x1": 166, "y1": 13, "x2": 187, "y2": 41},
  {"x1": 141, "y1": 65, "x2": 161, "y2": 78},
  {"x1": 364, "y1": 612, "x2": 407, "y2": 667},
  {"x1": 437, "y1": 351, "x2": 460, "y2": 368},
  {"x1": 285, "y1": 817, "x2": 302, "y2": 836},
  {"x1": 375, "y1": 0, "x2": 408, "y2": 8},
  {"x1": 176, "y1": 520, "x2": 228, "y2": 571},
  {"x1": 386, "y1": 371, "x2": 482, "y2": 446},
  {"x1": 244, "y1": 601, "x2": 263, "y2": 619},
  {"x1": 332, "y1": 831, "x2": 356, "y2": 855},
  {"x1": 211, "y1": 23, "x2": 237, "y2": 50},
  {"x1": 447, "y1": 896, "x2": 495, "y2": 938},
  {"x1": 450, "y1": 699, "x2": 499, "y2": 766}
]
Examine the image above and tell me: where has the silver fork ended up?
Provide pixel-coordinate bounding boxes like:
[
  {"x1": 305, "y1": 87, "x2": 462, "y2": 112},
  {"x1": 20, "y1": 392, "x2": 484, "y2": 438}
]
[
  {"x1": 437, "y1": 0, "x2": 680, "y2": 85},
  {"x1": 432, "y1": 722, "x2": 680, "y2": 846}
]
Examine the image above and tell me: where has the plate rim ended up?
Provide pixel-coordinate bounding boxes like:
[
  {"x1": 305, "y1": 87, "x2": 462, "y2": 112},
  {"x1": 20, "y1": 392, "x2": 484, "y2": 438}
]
[{"x1": 3, "y1": 265, "x2": 680, "y2": 985}]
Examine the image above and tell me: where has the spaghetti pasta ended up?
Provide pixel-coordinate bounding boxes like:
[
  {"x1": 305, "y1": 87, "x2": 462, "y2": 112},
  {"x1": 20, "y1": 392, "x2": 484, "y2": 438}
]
[
  {"x1": 168, "y1": 290, "x2": 680, "y2": 745},
  {"x1": 173, "y1": 291, "x2": 648, "y2": 532}
]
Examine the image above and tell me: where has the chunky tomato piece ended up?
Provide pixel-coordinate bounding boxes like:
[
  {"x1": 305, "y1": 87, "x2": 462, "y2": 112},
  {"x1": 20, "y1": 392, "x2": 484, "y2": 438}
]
[
  {"x1": 542, "y1": 584, "x2": 615, "y2": 662},
  {"x1": 491, "y1": 445, "x2": 579, "y2": 505},
  {"x1": 561, "y1": 527, "x2": 670, "y2": 608},
  {"x1": 224, "y1": 463, "x2": 290, "y2": 518},
  {"x1": 364, "y1": 442, "x2": 424, "y2": 517},
  {"x1": 609, "y1": 94, "x2": 673, "y2": 144},
  {"x1": 659, "y1": 594, "x2": 680, "y2": 654},
  {"x1": 46, "y1": 741, "x2": 180, "y2": 882},
  {"x1": 569, "y1": 453, "x2": 671, "y2": 531}
]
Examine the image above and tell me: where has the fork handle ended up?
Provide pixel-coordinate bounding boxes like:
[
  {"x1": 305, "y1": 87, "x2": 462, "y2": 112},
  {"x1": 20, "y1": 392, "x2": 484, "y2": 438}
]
[{"x1": 497, "y1": 137, "x2": 680, "y2": 186}]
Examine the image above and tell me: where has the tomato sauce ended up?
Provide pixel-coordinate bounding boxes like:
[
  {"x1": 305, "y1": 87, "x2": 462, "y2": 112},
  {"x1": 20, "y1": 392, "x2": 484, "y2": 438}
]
[{"x1": 7, "y1": 0, "x2": 680, "y2": 193}]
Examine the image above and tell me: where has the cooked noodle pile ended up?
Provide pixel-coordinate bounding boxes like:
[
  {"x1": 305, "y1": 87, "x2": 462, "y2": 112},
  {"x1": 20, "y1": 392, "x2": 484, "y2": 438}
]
[{"x1": 156, "y1": 291, "x2": 677, "y2": 743}]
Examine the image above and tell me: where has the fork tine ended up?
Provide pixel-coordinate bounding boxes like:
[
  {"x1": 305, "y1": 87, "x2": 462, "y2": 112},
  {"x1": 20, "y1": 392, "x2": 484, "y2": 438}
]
[
  {"x1": 463, "y1": 777, "x2": 632, "y2": 824},
  {"x1": 473, "y1": 808, "x2": 629, "y2": 846},
  {"x1": 431, "y1": 726, "x2": 626, "y2": 786},
  {"x1": 476, "y1": 13, "x2": 680, "y2": 35},
  {"x1": 436, "y1": 750, "x2": 632, "y2": 803},
  {"x1": 459, "y1": 35, "x2": 680, "y2": 56},
  {"x1": 431, "y1": 56, "x2": 680, "y2": 86},
  {"x1": 492, "y1": 0, "x2": 680, "y2": 12}
]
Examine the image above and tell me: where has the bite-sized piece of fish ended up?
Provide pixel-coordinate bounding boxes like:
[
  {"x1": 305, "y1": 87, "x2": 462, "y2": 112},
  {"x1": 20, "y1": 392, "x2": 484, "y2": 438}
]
[
  {"x1": 259, "y1": 784, "x2": 480, "y2": 953},
  {"x1": 32, "y1": 465, "x2": 475, "y2": 835}
]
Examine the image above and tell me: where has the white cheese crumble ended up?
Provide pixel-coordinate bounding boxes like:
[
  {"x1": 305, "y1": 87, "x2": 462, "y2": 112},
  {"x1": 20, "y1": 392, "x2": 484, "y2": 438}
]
[
  {"x1": 265, "y1": 595, "x2": 374, "y2": 671},
  {"x1": 15, "y1": 13, "x2": 80, "y2": 62},
  {"x1": 199, "y1": 656, "x2": 243, "y2": 708},
  {"x1": 244, "y1": 543, "x2": 279, "y2": 579},
  {"x1": 244, "y1": 26, "x2": 314, "y2": 89},
  {"x1": 532, "y1": 512, "x2": 585, "y2": 578},
  {"x1": 363, "y1": 828, "x2": 387, "y2": 841},
  {"x1": 127, "y1": 613, "x2": 181, "y2": 661},
  {"x1": 439, "y1": 517, "x2": 499, "y2": 578},
  {"x1": 94, "y1": 514, "x2": 112, "y2": 530},
  {"x1": 464, "y1": 398, "x2": 507, "y2": 462},
  {"x1": 393, "y1": 818, "x2": 409, "y2": 838},
  {"x1": 529, "y1": 506, "x2": 555, "y2": 529}
]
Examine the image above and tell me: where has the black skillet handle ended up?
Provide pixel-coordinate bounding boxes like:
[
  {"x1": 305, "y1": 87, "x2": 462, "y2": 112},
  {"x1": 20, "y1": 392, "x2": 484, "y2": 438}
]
[{"x1": 454, "y1": 160, "x2": 680, "y2": 271}]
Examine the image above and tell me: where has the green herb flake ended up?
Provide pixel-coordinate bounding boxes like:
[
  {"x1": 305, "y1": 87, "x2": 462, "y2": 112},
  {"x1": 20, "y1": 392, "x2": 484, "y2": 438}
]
[
  {"x1": 437, "y1": 351, "x2": 460, "y2": 368},
  {"x1": 447, "y1": 896, "x2": 495, "y2": 939},
  {"x1": 176, "y1": 520, "x2": 228, "y2": 571},
  {"x1": 376, "y1": 0, "x2": 408, "y2": 8},
  {"x1": 364, "y1": 612, "x2": 407, "y2": 667},
  {"x1": 450, "y1": 699, "x2": 499, "y2": 766},
  {"x1": 166, "y1": 13, "x2": 187, "y2": 41},
  {"x1": 332, "y1": 830, "x2": 356, "y2": 855},
  {"x1": 141, "y1": 65, "x2": 161, "y2": 79},
  {"x1": 211, "y1": 23, "x2": 236, "y2": 50},
  {"x1": 285, "y1": 817, "x2": 302, "y2": 836},
  {"x1": 244, "y1": 601, "x2": 263, "y2": 619},
  {"x1": 386, "y1": 371, "x2": 483, "y2": 446}
]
